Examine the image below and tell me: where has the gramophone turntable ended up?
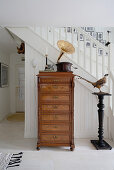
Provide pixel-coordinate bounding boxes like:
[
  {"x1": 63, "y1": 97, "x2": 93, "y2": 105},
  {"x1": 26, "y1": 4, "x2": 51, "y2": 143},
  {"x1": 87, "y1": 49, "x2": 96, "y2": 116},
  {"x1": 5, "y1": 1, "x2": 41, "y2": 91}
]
[{"x1": 56, "y1": 40, "x2": 75, "y2": 72}]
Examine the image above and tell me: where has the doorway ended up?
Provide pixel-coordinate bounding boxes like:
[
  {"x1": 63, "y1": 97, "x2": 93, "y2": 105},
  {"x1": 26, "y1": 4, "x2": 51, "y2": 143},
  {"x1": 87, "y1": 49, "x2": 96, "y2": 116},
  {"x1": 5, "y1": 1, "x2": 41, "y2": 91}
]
[{"x1": 16, "y1": 65, "x2": 25, "y2": 113}]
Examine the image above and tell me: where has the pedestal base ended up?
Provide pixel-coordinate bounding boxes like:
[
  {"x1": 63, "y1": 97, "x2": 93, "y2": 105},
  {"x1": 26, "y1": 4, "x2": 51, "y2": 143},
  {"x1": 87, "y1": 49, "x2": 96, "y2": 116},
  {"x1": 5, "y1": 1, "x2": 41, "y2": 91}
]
[{"x1": 91, "y1": 140, "x2": 112, "y2": 150}]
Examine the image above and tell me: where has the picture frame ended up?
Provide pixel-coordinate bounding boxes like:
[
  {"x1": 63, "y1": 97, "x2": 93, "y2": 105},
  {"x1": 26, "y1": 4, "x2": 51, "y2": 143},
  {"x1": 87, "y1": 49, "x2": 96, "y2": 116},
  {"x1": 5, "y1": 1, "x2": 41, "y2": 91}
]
[
  {"x1": 73, "y1": 28, "x2": 77, "y2": 33},
  {"x1": 93, "y1": 43, "x2": 96, "y2": 48},
  {"x1": 86, "y1": 41, "x2": 90, "y2": 47},
  {"x1": 81, "y1": 27, "x2": 85, "y2": 30},
  {"x1": 98, "y1": 48, "x2": 103, "y2": 56},
  {"x1": 0, "y1": 63, "x2": 8, "y2": 88},
  {"x1": 100, "y1": 40, "x2": 106, "y2": 46},
  {"x1": 66, "y1": 27, "x2": 72, "y2": 33},
  {"x1": 97, "y1": 32, "x2": 103, "y2": 41},
  {"x1": 80, "y1": 34, "x2": 84, "y2": 41},
  {"x1": 90, "y1": 32, "x2": 97, "y2": 39},
  {"x1": 85, "y1": 27, "x2": 95, "y2": 32}
]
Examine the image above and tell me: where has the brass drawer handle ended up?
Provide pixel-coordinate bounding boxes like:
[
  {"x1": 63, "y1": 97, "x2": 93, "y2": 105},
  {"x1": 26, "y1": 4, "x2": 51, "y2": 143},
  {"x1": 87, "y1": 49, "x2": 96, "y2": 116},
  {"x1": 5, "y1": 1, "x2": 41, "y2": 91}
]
[
  {"x1": 53, "y1": 135, "x2": 57, "y2": 139},
  {"x1": 54, "y1": 115, "x2": 57, "y2": 119},
  {"x1": 53, "y1": 96, "x2": 58, "y2": 99},
  {"x1": 53, "y1": 105, "x2": 58, "y2": 109},
  {"x1": 53, "y1": 85, "x2": 58, "y2": 88}
]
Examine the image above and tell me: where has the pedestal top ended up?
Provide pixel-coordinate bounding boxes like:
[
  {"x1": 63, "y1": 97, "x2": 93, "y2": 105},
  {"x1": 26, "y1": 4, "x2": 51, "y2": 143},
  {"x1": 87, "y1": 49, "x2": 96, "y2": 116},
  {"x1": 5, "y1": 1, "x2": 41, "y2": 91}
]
[{"x1": 92, "y1": 92, "x2": 111, "y2": 96}]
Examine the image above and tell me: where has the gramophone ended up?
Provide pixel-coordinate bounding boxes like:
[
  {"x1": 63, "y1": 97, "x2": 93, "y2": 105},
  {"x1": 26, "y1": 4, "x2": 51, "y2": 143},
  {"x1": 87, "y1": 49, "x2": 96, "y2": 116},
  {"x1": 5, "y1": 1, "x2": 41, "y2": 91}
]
[{"x1": 56, "y1": 40, "x2": 75, "y2": 72}]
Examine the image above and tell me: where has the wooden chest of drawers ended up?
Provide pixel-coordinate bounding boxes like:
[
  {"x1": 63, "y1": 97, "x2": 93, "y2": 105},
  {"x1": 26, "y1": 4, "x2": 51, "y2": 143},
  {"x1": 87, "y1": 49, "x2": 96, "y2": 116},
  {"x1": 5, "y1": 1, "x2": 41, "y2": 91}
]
[{"x1": 37, "y1": 72, "x2": 75, "y2": 151}]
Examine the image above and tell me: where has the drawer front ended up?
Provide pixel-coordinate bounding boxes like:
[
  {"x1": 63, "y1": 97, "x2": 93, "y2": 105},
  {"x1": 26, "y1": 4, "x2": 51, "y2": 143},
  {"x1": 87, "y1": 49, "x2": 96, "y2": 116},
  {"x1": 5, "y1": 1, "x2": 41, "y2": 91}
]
[
  {"x1": 40, "y1": 134, "x2": 70, "y2": 143},
  {"x1": 40, "y1": 84, "x2": 70, "y2": 92},
  {"x1": 41, "y1": 104, "x2": 70, "y2": 111},
  {"x1": 40, "y1": 94, "x2": 70, "y2": 102},
  {"x1": 40, "y1": 78, "x2": 71, "y2": 84},
  {"x1": 41, "y1": 114, "x2": 69, "y2": 121},
  {"x1": 41, "y1": 124, "x2": 70, "y2": 132}
]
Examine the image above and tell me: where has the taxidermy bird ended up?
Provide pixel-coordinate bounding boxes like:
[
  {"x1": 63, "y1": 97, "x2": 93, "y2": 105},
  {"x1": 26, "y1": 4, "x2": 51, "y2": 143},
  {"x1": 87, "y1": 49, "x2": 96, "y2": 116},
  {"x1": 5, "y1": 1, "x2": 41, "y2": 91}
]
[
  {"x1": 17, "y1": 42, "x2": 25, "y2": 54},
  {"x1": 76, "y1": 74, "x2": 109, "y2": 92}
]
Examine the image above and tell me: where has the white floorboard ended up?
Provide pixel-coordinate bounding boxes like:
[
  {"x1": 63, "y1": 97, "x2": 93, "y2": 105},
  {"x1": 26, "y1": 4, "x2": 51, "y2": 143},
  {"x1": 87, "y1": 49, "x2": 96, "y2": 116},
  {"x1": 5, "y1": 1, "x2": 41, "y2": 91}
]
[{"x1": 0, "y1": 120, "x2": 114, "y2": 170}]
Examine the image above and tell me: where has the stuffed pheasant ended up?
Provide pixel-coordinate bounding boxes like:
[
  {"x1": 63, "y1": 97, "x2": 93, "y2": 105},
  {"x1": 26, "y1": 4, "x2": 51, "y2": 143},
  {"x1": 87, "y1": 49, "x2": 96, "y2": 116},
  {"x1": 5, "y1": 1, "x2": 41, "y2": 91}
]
[{"x1": 76, "y1": 74, "x2": 109, "y2": 92}]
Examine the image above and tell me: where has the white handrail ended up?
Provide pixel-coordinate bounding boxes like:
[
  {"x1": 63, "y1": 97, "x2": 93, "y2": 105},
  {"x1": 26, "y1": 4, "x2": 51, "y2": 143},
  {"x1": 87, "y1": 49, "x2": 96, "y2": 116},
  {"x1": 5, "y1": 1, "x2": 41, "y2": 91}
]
[{"x1": 29, "y1": 26, "x2": 110, "y2": 81}]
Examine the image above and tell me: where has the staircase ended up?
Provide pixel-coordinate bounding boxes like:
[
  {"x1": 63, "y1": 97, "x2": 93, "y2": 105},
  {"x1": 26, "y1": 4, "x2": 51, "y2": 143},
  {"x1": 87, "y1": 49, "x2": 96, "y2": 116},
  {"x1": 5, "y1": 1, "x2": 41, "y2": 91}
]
[
  {"x1": 30, "y1": 27, "x2": 110, "y2": 79},
  {"x1": 30, "y1": 26, "x2": 114, "y2": 114},
  {"x1": 7, "y1": 26, "x2": 114, "y2": 140}
]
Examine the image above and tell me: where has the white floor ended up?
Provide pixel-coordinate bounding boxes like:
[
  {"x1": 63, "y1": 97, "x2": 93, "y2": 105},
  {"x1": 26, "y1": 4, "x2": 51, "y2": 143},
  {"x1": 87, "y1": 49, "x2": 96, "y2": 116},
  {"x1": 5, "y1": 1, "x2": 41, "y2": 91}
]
[{"x1": 0, "y1": 119, "x2": 114, "y2": 170}]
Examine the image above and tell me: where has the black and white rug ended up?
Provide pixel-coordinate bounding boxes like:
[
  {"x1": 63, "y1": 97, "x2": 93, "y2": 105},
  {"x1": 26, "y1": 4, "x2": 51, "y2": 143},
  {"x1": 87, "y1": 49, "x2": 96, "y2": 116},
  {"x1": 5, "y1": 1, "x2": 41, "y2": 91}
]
[
  {"x1": 0, "y1": 152, "x2": 23, "y2": 170},
  {"x1": 0, "y1": 152, "x2": 54, "y2": 170}
]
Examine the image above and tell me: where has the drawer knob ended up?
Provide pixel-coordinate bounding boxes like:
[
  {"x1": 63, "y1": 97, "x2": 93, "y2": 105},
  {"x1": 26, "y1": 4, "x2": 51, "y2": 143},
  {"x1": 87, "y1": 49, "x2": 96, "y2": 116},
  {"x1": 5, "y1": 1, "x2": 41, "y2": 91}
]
[
  {"x1": 53, "y1": 135, "x2": 57, "y2": 139},
  {"x1": 53, "y1": 96, "x2": 58, "y2": 99},
  {"x1": 53, "y1": 105, "x2": 58, "y2": 109},
  {"x1": 54, "y1": 125, "x2": 57, "y2": 128},
  {"x1": 53, "y1": 85, "x2": 58, "y2": 88}
]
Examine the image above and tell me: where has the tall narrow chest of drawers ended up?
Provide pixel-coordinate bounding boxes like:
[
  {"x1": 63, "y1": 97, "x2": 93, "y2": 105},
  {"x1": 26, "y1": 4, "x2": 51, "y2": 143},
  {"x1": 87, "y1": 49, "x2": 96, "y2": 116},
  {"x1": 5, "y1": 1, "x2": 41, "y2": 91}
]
[{"x1": 37, "y1": 72, "x2": 75, "y2": 151}]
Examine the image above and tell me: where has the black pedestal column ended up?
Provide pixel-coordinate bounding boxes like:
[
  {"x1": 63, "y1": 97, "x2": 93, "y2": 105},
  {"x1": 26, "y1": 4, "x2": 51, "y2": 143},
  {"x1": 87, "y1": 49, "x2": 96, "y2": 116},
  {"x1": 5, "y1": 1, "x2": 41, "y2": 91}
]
[{"x1": 91, "y1": 92, "x2": 112, "y2": 150}]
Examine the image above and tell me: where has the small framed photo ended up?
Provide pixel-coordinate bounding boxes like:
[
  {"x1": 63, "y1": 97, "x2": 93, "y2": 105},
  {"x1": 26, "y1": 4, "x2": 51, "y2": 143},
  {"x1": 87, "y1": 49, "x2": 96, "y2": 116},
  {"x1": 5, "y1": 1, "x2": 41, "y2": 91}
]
[
  {"x1": 0, "y1": 63, "x2": 8, "y2": 88},
  {"x1": 98, "y1": 48, "x2": 103, "y2": 56},
  {"x1": 100, "y1": 40, "x2": 106, "y2": 46},
  {"x1": 80, "y1": 34, "x2": 84, "y2": 41},
  {"x1": 90, "y1": 32, "x2": 97, "y2": 39},
  {"x1": 105, "y1": 52, "x2": 108, "y2": 55},
  {"x1": 66, "y1": 27, "x2": 72, "y2": 33},
  {"x1": 97, "y1": 32, "x2": 103, "y2": 41},
  {"x1": 85, "y1": 27, "x2": 95, "y2": 32},
  {"x1": 86, "y1": 41, "x2": 90, "y2": 47},
  {"x1": 93, "y1": 43, "x2": 96, "y2": 48},
  {"x1": 73, "y1": 28, "x2": 77, "y2": 33}
]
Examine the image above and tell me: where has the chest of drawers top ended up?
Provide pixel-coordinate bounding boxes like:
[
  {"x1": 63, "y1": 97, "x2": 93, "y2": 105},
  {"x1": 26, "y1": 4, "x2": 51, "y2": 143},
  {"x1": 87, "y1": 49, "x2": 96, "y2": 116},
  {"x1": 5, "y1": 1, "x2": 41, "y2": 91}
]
[{"x1": 37, "y1": 72, "x2": 74, "y2": 83}]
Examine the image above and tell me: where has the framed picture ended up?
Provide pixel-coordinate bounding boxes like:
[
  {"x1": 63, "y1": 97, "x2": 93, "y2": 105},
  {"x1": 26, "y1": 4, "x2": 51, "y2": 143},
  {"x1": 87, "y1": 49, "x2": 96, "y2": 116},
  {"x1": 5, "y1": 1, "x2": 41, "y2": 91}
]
[
  {"x1": 90, "y1": 32, "x2": 97, "y2": 39},
  {"x1": 97, "y1": 32, "x2": 103, "y2": 41},
  {"x1": 0, "y1": 63, "x2": 8, "y2": 88},
  {"x1": 98, "y1": 48, "x2": 103, "y2": 56},
  {"x1": 85, "y1": 27, "x2": 95, "y2": 32},
  {"x1": 73, "y1": 28, "x2": 77, "y2": 33},
  {"x1": 80, "y1": 34, "x2": 84, "y2": 41},
  {"x1": 100, "y1": 40, "x2": 106, "y2": 46},
  {"x1": 86, "y1": 41, "x2": 90, "y2": 47},
  {"x1": 93, "y1": 43, "x2": 96, "y2": 48},
  {"x1": 66, "y1": 27, "x2": 72, "y2": 33}
]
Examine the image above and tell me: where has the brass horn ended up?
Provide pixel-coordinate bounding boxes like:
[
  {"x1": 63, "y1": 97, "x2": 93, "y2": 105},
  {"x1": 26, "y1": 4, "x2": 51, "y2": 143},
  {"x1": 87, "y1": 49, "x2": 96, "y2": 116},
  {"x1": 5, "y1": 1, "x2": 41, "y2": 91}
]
[{"x1": 57, "y1": 40, "x2": 75, "y2": 63}]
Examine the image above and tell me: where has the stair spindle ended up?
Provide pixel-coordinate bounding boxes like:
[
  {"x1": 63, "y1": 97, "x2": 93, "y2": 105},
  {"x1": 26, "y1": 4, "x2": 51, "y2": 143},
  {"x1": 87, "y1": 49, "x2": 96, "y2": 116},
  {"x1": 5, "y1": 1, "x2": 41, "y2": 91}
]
[
  {"x1": 83, "y1": 34, "x2": 86, "y2": 69},
  {"x1": 90, "y1": 39, "x2": 92, "y2": 74},
  {"x1": 53, "y1": 27, "x2": 55, "y2": 46},
  {"x1": 96, "y1": 45, "x2": 98, "y2": 78},
  {"x1": 102, "y1": 50, "x2": 105, "y2": 77},
  {"x1": 77, "y1": 31, "x2": 80, "y2": 64}
]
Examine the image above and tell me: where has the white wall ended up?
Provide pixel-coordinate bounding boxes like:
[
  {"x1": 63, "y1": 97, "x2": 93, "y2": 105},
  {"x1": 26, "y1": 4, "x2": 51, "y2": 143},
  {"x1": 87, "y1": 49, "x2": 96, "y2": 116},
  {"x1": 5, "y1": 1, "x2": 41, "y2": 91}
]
[
  {"x1": 1, "y1": 0, "x2": 114, "y2": 26},
  {"x1": 9, "y1": 53, "x2": 24, "y2": 114},
  {"x1": 110, "y1": 114, "x2": 114, "y2": 141},
  {"x1": 0, "y1": 51, "x2": 10, "y2": 121},
  {"x1": 25, "y1": 44, "x2": 46, "y2": 138},
  {"x1": 25, "y1": 44, "x2": 109, "y2": 139}
]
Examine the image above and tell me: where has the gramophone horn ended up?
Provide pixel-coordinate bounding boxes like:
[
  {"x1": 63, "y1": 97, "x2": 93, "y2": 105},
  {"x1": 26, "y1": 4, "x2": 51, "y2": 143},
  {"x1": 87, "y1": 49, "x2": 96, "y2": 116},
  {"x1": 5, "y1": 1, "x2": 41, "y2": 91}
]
[{"x1": 57, "y1": 40, "x2": 75, "y2": 63}]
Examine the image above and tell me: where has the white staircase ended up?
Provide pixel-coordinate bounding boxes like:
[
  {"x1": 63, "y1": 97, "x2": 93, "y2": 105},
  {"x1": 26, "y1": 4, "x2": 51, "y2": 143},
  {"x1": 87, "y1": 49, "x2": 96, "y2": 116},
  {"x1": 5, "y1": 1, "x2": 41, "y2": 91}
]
[
  {"x1": 7, "y1": 26, "x2": 114, "y2": 140},
  {"x1": 30, "y1": 26, "x2": 114, "y2": 114},
  {"x1": 30, "y1": 27, "x2": 110, "y2": 79}
]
